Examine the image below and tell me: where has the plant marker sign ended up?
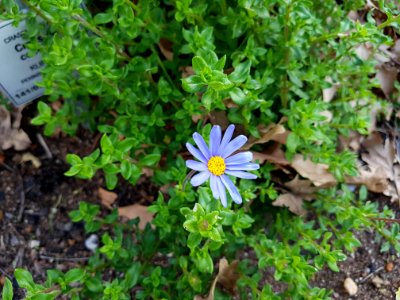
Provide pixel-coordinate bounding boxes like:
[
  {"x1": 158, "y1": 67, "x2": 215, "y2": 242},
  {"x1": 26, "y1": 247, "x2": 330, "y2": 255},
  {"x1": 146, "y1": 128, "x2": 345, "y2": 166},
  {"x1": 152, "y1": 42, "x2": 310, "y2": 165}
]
[{"x1": 0, "y1": 19, "x2": 44, "y2": 106}]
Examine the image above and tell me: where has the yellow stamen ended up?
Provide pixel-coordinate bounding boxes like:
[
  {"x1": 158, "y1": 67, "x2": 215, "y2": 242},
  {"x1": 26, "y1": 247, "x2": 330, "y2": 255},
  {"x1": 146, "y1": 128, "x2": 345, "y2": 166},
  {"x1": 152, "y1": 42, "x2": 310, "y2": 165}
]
[{"x1": 207, "y1": 156, "x2": 226, "y2": 176}]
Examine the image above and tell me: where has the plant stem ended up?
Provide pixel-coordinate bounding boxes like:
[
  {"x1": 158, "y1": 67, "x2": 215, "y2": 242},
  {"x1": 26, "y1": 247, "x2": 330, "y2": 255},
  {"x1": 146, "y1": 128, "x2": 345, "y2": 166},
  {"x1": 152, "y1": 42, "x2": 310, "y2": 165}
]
[{"x1": 281, "y1": 3, "x2": 291, "y2": 108}]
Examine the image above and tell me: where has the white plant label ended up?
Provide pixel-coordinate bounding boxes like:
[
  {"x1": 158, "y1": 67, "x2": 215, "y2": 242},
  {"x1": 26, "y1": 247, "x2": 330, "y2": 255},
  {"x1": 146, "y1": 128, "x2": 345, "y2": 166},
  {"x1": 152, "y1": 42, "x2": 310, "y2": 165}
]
[{"x1": 0, "y1": 19, "x2": 44, "y2": 106}]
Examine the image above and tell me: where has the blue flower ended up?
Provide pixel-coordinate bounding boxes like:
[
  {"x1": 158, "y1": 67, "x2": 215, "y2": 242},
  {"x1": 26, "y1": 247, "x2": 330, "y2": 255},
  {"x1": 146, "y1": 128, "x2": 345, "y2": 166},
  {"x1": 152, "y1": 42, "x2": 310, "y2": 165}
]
[{"x1": 186, "y1": 124, "x2": 259, "y2": 207}]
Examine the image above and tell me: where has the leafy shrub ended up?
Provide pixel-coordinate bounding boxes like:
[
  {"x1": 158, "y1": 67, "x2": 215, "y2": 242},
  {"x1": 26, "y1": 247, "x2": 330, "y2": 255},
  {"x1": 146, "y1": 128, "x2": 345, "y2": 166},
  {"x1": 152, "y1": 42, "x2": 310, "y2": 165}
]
[{"x1": 1, "y1": 0, "x2": 400, "y2": 299}]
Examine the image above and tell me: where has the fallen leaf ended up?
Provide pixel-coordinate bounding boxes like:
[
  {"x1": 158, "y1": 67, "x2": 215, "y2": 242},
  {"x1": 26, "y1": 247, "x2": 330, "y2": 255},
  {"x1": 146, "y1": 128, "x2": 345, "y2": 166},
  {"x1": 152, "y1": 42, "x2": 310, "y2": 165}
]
[
  {"x1": 0, "y1": 106, "x2": 31, "y2": 151},
  {"x1": 158, "y1": 38, "x2": 173, "y2": 60},
  {"x1": 20, "y1": 153, "x2": 42, "y2": 168},
  {"x1": 361, "y1": 133, "x2": 395, "y2": 181},
  {"x1": 98, "y1": 187, "x2": 118, "y2": 209},
  {"x1": 291, "y1": 154, "x2": 337, "y2": 187},
  {"x1": 242, "y1": 123, "x2": 286, "y2": 150},
  {"x1": 272, "y1": 193, "x2": 306, "y2": 216},
  {"x1": 194, "y1": 258, "x2": 240, "y2": 300},
  {"x1": 252, "y1": 147, "x2": 289, "y2": 166},
  {"x1": 180, "y1": 66, "x2": 195, "y2": 78},
  {"x1": 284, "y1": 175, "x2": 318, "y2": 199},
  {"x1": 118, "y1": 204, "x2": 154, "y2": 230},
  {"x1": 346, "y1": 164, "x2": 389, "y2": 193},
  {"x1": 376, "y1": 64, "x2": 398, "y2": 98},
  {"x1": 322, "y1": 76, "x2": 339, "y2": 102}
]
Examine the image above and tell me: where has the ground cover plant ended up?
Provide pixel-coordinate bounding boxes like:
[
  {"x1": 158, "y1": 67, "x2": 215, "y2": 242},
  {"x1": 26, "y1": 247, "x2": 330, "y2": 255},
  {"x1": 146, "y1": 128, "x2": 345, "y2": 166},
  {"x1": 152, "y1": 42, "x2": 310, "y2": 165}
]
[{"x1": 1, "y1": 0, "x2": 400, "y2": 299}]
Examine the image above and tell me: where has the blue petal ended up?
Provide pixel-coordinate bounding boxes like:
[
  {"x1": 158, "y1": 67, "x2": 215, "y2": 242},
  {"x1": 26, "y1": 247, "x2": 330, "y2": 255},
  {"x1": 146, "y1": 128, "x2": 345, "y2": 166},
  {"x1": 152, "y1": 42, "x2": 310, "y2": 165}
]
[
  {"x1": 186, "y1": 143, "x2": 207, "y2": 163},
  {"x1": 193, "y1": 132, "x2": 211, "y2": 160},
  {"x1": 216, "y1": 176, "x2": 227, "y2": 207},
  {"x1": 225, "y1": 170, "x2": 257, "y2": 179},
  {"x1": 210, "y1": 175, "x2": 219, "y2": 199},
  {"x1": 221, "y1": 175, "x2": 242, "y2": 204},
  {"x1": 225, "y1": 151, "x2": 253, "y2": 165},
  {"x1": 190, "y1": 171, "x2": 210, "y2": 187},
  {"x1": 221, "y1": 135, "x2": 247, "y2": 158},
  {"x1": 186, "y1": 160, "x2": 207, "y2": 171},
  {"x1": 210, "y1": 125, "x2": 222, "y2": 156},
  {"x1": 217, "y1": 124, "x2": 235, "y2": 156},
  {"x1": 226, "y1": 163, "x2": 259, "y2": 171}
]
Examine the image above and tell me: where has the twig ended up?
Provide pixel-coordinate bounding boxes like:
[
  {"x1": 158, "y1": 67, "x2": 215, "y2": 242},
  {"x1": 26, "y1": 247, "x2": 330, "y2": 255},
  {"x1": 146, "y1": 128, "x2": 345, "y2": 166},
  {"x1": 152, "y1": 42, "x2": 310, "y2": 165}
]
[
  {"x1": 12, "y1": 248, "x2": 25, "y2": 269},
  {"x1": 39, "y1": 254, "x2": 90, "y2": 262},
  {"x1": 369, "y1": 217, "x2": 400, "y2": 223},
  {"x1": 0, "y1": 267, "x2": 13, "y2": 279},
  {"x1": 17, "y1": 179, "x2": 25, "y2": 222},
  {"x1": 17, "y1": 177, "x2": 25, "y2": 222},
  {"x1": 36, "y1": 133, "x2": 53, "y2": 159},
  {"x1": 359, "y1": 266, "x2": 384, "y2": 283},
  {"x1": 182, "y1": 170, "x2": 196, "y2": 191}
]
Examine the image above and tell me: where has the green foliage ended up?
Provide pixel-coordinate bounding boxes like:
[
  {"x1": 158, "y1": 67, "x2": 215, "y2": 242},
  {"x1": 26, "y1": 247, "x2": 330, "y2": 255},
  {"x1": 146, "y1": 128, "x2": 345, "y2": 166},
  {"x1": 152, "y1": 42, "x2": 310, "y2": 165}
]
[{"x1": 2, "y1": 0, "x2": 400, "y2": 299}]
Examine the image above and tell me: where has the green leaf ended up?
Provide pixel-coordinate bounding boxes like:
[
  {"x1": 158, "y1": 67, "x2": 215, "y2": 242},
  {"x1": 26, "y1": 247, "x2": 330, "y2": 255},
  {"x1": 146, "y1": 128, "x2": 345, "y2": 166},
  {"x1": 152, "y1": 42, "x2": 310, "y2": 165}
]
[
  {"x1": 2, "y1": 278, "x2": 13, "y2": 300},
  {"x1": 105, "y1": 172, "x2": 118, "y2": 189},
  {"x1": 286, "y1": 133, "x2": 300, "y2": 153},
  {"x1": 15, "y1": 269, "x2": 35, "y2": 291},
  {"x1": 192, "y1": 56, "x2": 208, "y2": 74},
  {"x1": 229, "y1": 87, "x2": 247, "y2": 105},
  {"x1": 65, "y1": 268, "x2": 85, "y2": 284},
  {"x1": 201, "y1": 88, "x2": 216, "y2": 111},
  {"x1": 100, "y1": 135, "x2": 114, "y2": 154},
  {"x1": 94, "y1": 12, "x2": 114, "y2": 24},
  {"x1": 182, "y1": 75, "x2": 205, "y2": 92},
  {"x1": 229, "y1": 60, "x2": 251, "y2": 83},
  {"x1": 187, "y1": 232, "x2": 202, "y2": 249},
  {"x1": 121, "y1": 160, "x2": 132, "y2": 179},
  {"x1": 124, "y1": 263, "x2": 141, "y2": 289},
  {"x1": 195, "y1": 248, "x2": 213, "y2": 274},
  {"x1": 141, "y1": 153, "x2": 161, "y2": 166}
]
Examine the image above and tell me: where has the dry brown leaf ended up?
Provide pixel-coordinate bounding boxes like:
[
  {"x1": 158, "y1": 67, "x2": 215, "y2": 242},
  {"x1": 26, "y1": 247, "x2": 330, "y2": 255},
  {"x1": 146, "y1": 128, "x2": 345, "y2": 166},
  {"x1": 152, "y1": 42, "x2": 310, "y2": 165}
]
[
  {"x1": 291, "y1": 154, "x2": 337, "y2": 187},
  {"x1": 272, "y1": 193, "x2": 306, "y2": 216},
  {"x1": 322, "y1": 76, "x2": 339, "y2": 102},
  {"x1": 180, "y1": 66, "x2": 195, "y2": 78},
  {"x1": 118, "y1": 204, "x2": 154, "y2": 230},
  {"x1": 98, "y1": 187, "x2": 118, "y2": 209},
  {"x1": 158, "y1": 38, "x2": 173, "y2": 61},
  {"x1": 242, "y1": 123, "x2": 286, "y2": 150},
  {"x1": 376, "y1": 64, "x2": 398, "y2": 98},
  {"x1": 20, "y1": 153, "x2": 41, "y2": 168},
  {"x1": 194, "y1": 258, "x2": 240, "y2": 300},
  {"x1": 252, "y1": 147, "x2": 289, "y2": 165},
  {"x1": 338, "y1": 131, "x2": 364, "y2": 152},
  {"x1": 284, "y1": 175, "x2": 318, "y2": 199},
  {"x1": 0, "y1": 106, "x2": 31, "y2": 151},
  {"x1": 209, "y1": 111, "x2": 229, "y2": 129},
  {"x1": 361, "y1": 133, "x2": 396, "y2": 180},
  {"x1": 346, "y1": 165, "x2": 389, "y2": 193}
]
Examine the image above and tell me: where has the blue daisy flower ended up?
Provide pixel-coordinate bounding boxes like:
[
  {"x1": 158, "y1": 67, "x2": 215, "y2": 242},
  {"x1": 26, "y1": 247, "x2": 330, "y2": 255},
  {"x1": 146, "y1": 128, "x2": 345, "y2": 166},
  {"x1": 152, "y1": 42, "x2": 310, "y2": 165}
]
[{"x1": 185, "y1": 124, "x2": 259, "y2": 207}]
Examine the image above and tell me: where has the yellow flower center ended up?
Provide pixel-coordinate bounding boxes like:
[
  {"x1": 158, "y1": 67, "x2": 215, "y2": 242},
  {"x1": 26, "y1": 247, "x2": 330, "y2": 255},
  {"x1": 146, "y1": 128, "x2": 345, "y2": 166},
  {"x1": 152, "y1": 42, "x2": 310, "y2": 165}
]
[{"x1": 207, "y1": 156, "x2": 226, "y2": 176}]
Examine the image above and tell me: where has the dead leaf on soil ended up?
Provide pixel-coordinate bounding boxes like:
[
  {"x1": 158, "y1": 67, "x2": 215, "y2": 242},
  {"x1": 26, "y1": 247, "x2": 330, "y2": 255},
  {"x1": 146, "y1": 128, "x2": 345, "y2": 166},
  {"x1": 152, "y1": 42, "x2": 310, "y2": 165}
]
[
  {"x1": 194, "y1": 258, "x2": 240, "y2": 300},
  {"x1": 272, "y1": 193, "x2": 307, "y2": 216},
  {"x1": 158, "y1": 38, "x2": 173, "y2": 61},
  {"x1": 284, "y1": 175, "x2": 318, "y2": 199},
  {"x1": 361, "y1": 133, "x2": 396, "y2": 180},
  {"x1": 118, "y1": 204, "x2": 154, "y2": 230},
  {"x1": 20, "y1": 153, "x2": 42, "y2": 168},
  {"x1": 0, "y1": 106, "x2": 31, "y2": 151},
  {"x1": 376, "y1": 64, "x2": 398, "y2": 98},
  {"x1": 242, "y1": 123, "x2": 286, "y2": 150},
  {"x1": 252, "y1": 147, "x2": 289, "y2": 166},
  {"x1": 322, "y1": 76, "x2": 340, "y2": 102},
  {"x1": 98, "y1": 187, "x2": 118, "y2": 209},
  {"x1": 291, "y1": 154, "x2": 337, "y2": 187},
  {"x1": 346, "y1": 164, "x2": 388, "y2": 193}
]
